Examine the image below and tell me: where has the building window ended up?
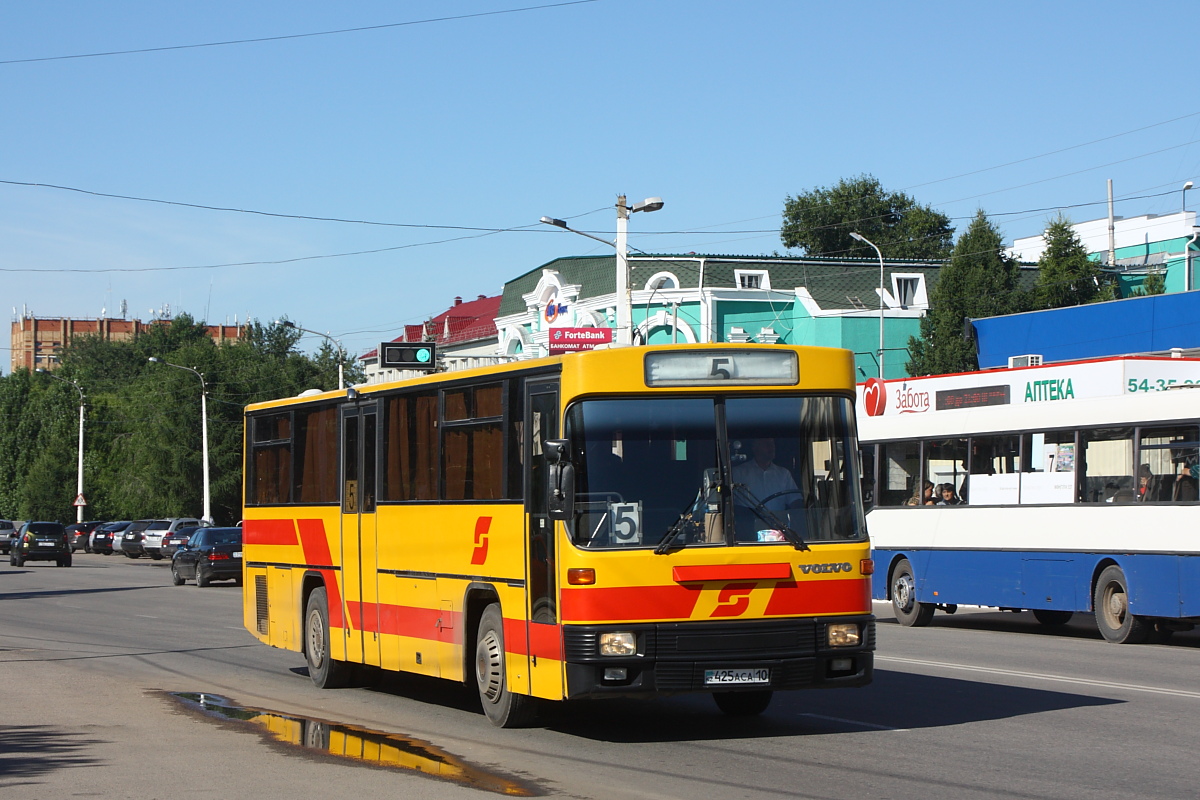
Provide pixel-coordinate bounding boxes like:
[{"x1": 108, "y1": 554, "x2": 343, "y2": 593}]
[
  {"x1": 734, "y1": 269, "x2": 771, "y2": 290},
  {"x1": 645, "y1": 272, "x2": 680, "y2": 291}
]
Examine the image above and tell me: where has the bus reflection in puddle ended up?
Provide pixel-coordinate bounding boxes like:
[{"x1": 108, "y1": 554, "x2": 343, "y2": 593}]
[{"x1": 168, "y1": 692, "x2": 540, "y2": 796}]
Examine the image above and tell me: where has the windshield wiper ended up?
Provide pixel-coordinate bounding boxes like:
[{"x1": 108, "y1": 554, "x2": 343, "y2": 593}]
[
  {"x1": 732, "y1": 484, "x2": 809, "y2": 551},
  {"x1": 654, "y1": 490, "x2": 704, "y2": 555}
]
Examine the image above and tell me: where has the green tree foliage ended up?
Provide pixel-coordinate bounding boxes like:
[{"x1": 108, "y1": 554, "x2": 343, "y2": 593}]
[
  {"x1": 781, "y1": 174, "x2": 955, "y2": 260},
  {"x1": 907, "y1": 211, "x2": 1026, "y2": 376},
  {"x1": 1033, "y1": 215, "x2": 1106, "y2": 308},
  {"x1": 1130, "y1": 271, "x2": 1167, "y2": 297},
  {"x1": 0, "y1": 315, "x2": 357, "y2": 524}
]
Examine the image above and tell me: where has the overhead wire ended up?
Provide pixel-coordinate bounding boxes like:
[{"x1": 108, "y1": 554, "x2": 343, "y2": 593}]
[{"x1": 0, "y1": 1, "x2": 601, "y2": 66}]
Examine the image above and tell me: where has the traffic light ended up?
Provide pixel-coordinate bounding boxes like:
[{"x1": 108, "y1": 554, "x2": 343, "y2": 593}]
[{"x1": 380, "y1": 342, "x2": 437, "y2": 371}]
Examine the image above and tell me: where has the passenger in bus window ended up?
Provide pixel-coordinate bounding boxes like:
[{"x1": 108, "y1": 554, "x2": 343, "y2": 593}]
[
  {"x1": 1136, "y1": 464, "x2": 1158, "y2": 502},
  {"x1": 911, "y1": 480, "x2": 935, "y2": 506},
  {"x1": 936, "y1": 483, "x2": 962, "y2": 505},
  {"x1": 1173, "y1": 461, "x2": 1198, "y2": 502}
]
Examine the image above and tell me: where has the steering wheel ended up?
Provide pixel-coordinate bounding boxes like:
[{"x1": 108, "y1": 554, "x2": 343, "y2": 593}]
[{"x1": 760, "y1": 489, "x2": 807, "y2": 508}]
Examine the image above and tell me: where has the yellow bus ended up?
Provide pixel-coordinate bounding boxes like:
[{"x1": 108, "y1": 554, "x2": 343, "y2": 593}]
[{"x1": 242, "y1": 344, "x2": 875, "y2": 727}]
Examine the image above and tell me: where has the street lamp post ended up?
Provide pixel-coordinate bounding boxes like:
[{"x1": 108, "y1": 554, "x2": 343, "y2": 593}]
[
  {"x1": 541, "y1": 195, "x2": 663, "y2": 346},
  {"x1": 849, "y1": 232, "x2": 887, "y2": 379},
  {"x1": 37, "y1": 369, "x2": 85, "y2": 523},
  {"x1": 148, "y1": 358, "x2": 211, "y2": 524},
  {"x1": 275, "y1": 320, "x2": 345, "y2": 390},
  {"x1": 1184, "y1": 181, "x2": 1194, "y2": 213}
]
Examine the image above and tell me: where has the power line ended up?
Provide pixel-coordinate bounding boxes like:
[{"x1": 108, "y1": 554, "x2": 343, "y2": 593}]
[{"x1": 0, "y1": 1, "x2": 601, "y2": 66}]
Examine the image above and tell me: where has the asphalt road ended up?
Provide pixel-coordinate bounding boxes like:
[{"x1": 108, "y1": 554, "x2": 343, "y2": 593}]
[{"x1": 1, "y1": 553, "x2": 1197, "y2": 800}]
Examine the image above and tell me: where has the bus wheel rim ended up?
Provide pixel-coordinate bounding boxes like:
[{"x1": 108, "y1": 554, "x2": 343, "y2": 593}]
[
  {"x1": 894, "y1": 574, "x2": 914, "y2": 613},
  {"x1": 307, "y1": 611, "x2": 326, "y2": 669},
  {"x1": 477, "y1": 630, "x2": 503, "y2": 703}
]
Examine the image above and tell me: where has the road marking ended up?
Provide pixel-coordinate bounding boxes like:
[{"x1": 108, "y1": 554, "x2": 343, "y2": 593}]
[
  {"x1": 136, "y1": 614, "x2": 159, "y2": 619},
  {"x1": 799, "y1": 712, "x2": 907, "y2": 732},
  {"x1": 879, "y1": 655, "x2": 1200, "y2": 699}
]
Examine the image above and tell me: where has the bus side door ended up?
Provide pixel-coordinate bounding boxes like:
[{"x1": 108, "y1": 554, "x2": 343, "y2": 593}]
[
  {"x1": 341, "y1": 404, "x2": 381, "y2": 668},
  {"x1": 526, "y1": 380, "x2": 562, "y2": 699}
]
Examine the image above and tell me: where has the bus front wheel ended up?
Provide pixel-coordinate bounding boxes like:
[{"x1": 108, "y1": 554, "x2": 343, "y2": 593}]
[
  {"x1": 1093, "y1": 566, "x2": 1150, "y2": 644},
  {"x1": 891, "y1": 559, "x2": 934, "y2": 627},
  {"x1": 475, "y1": 604, "x2": 538, "y2": 728},
  {"x1": 305, "y1": 587, "x2": 352, "y2": 688}
]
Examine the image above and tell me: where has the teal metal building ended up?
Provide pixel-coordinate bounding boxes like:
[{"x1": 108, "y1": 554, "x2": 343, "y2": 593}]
[{"x1": 494, "y1": 254, "x2": 946, "y2": 380}]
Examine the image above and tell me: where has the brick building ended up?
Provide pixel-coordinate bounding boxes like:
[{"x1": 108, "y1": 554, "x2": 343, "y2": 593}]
[{"x1": 10, "y1": 316, "x2": 245, "y2": 373}]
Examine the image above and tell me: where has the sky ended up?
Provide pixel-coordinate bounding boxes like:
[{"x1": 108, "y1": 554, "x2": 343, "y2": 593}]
[{"x1": 4, "y1": 0, "x2": 1200, "y2": 371}]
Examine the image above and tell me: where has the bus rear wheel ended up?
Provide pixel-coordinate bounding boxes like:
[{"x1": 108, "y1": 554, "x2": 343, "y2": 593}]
[
  {"x1": 1032, "y1": 609, "x2": 1073, "y2": 627},
  {"x1": 305, "y1": 587, "x2": 352, "y2": 688},
  {"x1": 475, "y1": 604, "x2": 538, "y2": 728},
  {"x1": 1093, "y1": 566, "x2": 1150, "y2": 644},
  {"x1": 713, "y1": 690, "x2": 773, "y2": 716},
  {"x1": 891, "y1": 559, "x2": 934, "y2": 627}
]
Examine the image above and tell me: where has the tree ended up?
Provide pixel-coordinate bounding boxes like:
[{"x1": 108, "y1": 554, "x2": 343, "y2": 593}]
[
  {"x1": 781, "y1": 174, "x2": 955, "y2": 260},
  {"x1": 907, "y1": 211, "x2": 1025, "y2": 376},
  {"x1": 1033, "y1": 215, "x2": 1106, "y2": 308},
  {"x1": 1130, "y1": 271, "x2": 1166, "y2": 297},
  {"x1": 0, "y1": 315, "x2": 353, "y2": 524}
]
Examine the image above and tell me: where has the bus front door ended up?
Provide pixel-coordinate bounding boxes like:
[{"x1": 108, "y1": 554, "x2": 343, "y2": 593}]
[{"x1": 341, "y1": 405, "x2": 380, "y2": 668}]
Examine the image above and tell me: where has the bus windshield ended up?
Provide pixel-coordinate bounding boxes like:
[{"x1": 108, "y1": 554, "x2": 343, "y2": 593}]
[{"x1": 565, "y1": 395, "x2": 865, "y2": 549}]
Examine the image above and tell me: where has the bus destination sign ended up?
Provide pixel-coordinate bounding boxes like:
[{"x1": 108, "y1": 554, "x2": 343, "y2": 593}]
[{"x1": 935, "y1": 384, "x2": 1011, "y2": 411}]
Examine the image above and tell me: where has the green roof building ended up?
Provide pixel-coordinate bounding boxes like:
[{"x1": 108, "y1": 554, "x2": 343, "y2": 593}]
[{"x1": 495, "y1": 253, "x2": 947, "y2": 379}]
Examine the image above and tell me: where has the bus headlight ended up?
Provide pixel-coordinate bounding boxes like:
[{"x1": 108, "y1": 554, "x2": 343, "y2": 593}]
[
  {"x1": 827, "y1": 623, "x2": 861, "y2": 647},
  {"x1": 599, "y1": 632, "x2": 636, "y2": 656}
]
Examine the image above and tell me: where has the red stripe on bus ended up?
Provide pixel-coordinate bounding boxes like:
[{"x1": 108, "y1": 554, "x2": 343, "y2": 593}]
[
  {"x1": 242, "y1": 518, "x2": 298, "y2": 546},
  {"x1": 297, "y1": 519, "x2": 343, "y2": 628},
  {"x1": 764, "y1": 578, "x2": 872, "y2": 616},
  {"x1": 672, "y1": 563, "x2": 792, "y2": 582},
  {"x1": 349, "y1": 603, "x2": 562, "y2": 661},
  {"x1": 560, "y1": 584, "x2": 703, "y2": 622}
]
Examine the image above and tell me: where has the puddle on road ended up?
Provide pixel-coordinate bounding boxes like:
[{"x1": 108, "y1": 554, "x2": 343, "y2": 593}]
[{"x1": 168, "y1": 692, "x2": 541, "y2": 796}]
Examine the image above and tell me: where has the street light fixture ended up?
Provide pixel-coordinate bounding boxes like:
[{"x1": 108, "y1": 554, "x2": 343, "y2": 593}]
[
  {"x1": 148, "y1": 357, "x2": 211, "y2": 524},
  {"x1": 36, "y1": 369, "x2": 86, "y2": 523},
  {"x1": 1184, "y1": 181, "x2": 1194, "y2": 213},
  {"x1": 275, "y1": 320, "x2": 345, "y2": 390},
  {"x1": 541, "y1": 195, "x2": 664, "y2": 346},
  {"x1": 849, "y1": 231, "x2": 887, "y2": 379}
]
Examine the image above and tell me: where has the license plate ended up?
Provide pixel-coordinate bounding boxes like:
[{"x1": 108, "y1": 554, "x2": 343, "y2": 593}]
[
  {"x1": 704, "y1": 668, "x2": 770, "y2": 686},
  {"x1": 168, "y1": 539, "x2": 180, "y2": 545},
  {"x1": 37, "y1": 540, "x2": 55, "y2": 547},
  {"x1": 233, "y1": 551, "x2": 242, "y2": 558}
]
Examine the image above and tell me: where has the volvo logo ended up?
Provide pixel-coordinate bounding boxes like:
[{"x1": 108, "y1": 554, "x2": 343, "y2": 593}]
[{"x1": 798, "y1": 562, "x2": 854, "y2": 574}]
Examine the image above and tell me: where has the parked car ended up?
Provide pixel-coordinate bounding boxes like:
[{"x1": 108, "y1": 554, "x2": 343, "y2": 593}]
[
  {"x1": 161, "y1": 525, "x2": 202, "y2": 559},
  {"x1": 91, "y1": 521, "x2": 130, "y2": 555},
  {"x1": 119, "y1": 519, "x2": 156, "y2": 558},
  {"x1": 142, "y1": 518, "x2": 202, "y2": 560},
  {"x1": 66, "y1": 520, "x2": 104, "y2": 553},
  {"x1": 0, "y1": 520, "x2": 15, "y2": 556},
  {"x1": 171, "y1": 527, "x2": 243, "y2": 587},
  {"x1": 10, "y1": 521, "x2": 71, "y2": 567}
]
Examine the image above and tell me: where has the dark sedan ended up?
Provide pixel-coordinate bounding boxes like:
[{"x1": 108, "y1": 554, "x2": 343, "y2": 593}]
[
  {"x1": 66, "y1": 520, "x2": 104, "y2": 553},
  {"x1": 10, "y1": 522, "x2": 72, "y2": 567},
  {"x1": 90, "y1": 521, "x2": 130, "y2": 555},
  {"x1": 170, "y1": 527, "x2": 242, "y2": 587}
]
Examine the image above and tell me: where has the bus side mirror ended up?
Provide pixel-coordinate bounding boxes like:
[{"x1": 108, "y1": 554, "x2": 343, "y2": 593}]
[{"x1": 544, "y1": 439, "x2": 575, "y2": 520}]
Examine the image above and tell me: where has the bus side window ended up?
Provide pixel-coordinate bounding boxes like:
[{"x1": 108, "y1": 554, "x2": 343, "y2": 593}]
[
  {"x1": 1139, "y1": 425, "x2": 1199, "y2": 503},
  {"x1": 1080, "y1": 428, "x2": 1134, "y2": 503},
  {"x1": 878, "y1": 441, "x2": 920, "y2": 507}
]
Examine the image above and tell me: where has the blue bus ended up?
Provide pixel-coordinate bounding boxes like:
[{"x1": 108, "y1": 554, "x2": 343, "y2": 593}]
[{"x1": 857, "y1": 355, "x2": 1200, "y2": 643}]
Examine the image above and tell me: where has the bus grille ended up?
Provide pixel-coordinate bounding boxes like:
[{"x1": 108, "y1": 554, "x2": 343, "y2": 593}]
[{"x1": 255, "y1": 575, "x2": 269, "y2": 635}]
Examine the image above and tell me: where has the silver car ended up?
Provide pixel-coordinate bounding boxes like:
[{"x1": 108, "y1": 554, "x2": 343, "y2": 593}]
[{"x1": 142, "y1": 518, "x2": 202, "y2": 560}]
